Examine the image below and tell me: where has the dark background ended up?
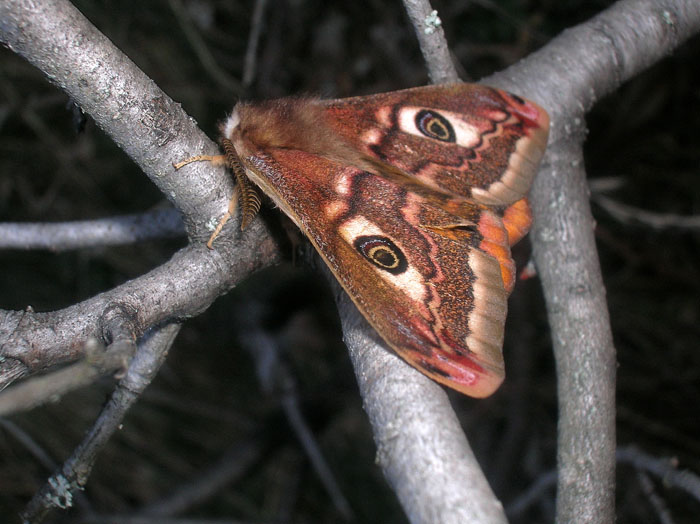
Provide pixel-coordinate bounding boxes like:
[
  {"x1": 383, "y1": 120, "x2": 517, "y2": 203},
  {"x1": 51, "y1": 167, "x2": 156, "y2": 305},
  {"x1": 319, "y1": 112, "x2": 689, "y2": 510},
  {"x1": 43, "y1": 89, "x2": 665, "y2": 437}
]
[{"x1": 1, "y1": 1, "x2": 699, "y2": 522}]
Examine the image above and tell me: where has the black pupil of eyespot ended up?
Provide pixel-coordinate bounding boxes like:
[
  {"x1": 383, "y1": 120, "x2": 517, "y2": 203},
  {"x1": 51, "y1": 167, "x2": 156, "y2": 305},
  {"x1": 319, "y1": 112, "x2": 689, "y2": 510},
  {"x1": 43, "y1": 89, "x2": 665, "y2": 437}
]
[
  {"x1": 353, "y1": 235, "x2": 408, "y2": 275},
  {"x1": 428, "y1": 121, "x2": 444, "y2": 136},
  {"x1": 372, "y1": 248, "x2": 396, "y2": 267},
  {"x1": 415, "y1": 109, "x2": 455, "y2": 143}
]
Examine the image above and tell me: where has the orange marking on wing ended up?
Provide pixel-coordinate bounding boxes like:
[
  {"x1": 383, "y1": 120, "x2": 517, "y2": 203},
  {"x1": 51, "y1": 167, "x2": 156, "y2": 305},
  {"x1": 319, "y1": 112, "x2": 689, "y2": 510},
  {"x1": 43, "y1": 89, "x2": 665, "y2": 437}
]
[
  {"x1": 502, "y1": 198, "x2": 532, "y2": 246},
  {"x1": 478, "y1": 212, "x2": 516, "y2": 294}
]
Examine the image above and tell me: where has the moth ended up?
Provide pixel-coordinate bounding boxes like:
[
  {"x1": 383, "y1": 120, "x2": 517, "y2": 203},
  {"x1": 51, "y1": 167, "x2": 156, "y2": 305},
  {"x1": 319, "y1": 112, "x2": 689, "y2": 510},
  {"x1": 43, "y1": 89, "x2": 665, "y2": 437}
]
[{"x1": 176, "y1": 83, "x2": 549, "y2": 398}]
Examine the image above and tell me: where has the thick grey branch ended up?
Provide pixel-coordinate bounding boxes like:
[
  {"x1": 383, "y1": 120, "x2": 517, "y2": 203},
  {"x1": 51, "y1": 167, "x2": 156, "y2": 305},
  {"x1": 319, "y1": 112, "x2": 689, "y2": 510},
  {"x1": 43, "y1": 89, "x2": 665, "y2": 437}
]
[
  {"x1": 337, "y1": 289, "x2": 507, "y2": 524},
  {"x1": 0, "y1": 220, "x2": 279, "y2": 390},
  {"x1": 0, "y1": 1, "x2": 698, "y2": 523},
  {"x1": 0, "y1": 0, "x2": 281, "y2": 389},
  {"x1": 0, "y1": 0, "x2": 235, "y2": 242},
  {"x1": 482, "y1": 1, "x2": 700, "y2": 523}
]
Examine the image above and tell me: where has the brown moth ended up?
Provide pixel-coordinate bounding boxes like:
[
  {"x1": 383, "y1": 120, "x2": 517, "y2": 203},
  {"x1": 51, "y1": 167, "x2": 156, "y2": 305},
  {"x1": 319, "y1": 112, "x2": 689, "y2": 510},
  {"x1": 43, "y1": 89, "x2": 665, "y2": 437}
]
[{"x1": 177, "y1": 83, "x2": 549, "y2": 398}]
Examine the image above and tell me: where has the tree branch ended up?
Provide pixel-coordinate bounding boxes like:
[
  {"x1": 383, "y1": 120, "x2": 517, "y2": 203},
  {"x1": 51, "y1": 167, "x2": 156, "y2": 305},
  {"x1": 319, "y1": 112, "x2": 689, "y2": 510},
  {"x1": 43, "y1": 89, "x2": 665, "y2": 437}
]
[
  {"x1": 482, "y1": 1, "x2": 700, "y2": 522},
  {"x1": 401, "y1": 0, "x2": 459, "y2": 83},
  {"x1": 337, "y1": 288, "x2": 508, "y2": 523},
  {"x1": 0, "y1": 0, "x2": 281, "y2": 389},
  {"x1": 0, "y1": 0, "x2": 236, "y2": 242},
  {"x1": 0, "y1": 209, "x2": 184, "y2": 251},
  {"x1": 340, "y1": 1, "x2": 700, "y2": 522},
  {"x1": 21, "y1": 321, "x2": 181, "y2": 522},
  {"x1": 594, "y1": 193, "x2": 700, "y2": 230},
  {"x1": 1, "y1": 0, "x2": 699, "y2": 523},
  {"x1": 0, "y1": 222, "x2": 279, "y2": 390}
]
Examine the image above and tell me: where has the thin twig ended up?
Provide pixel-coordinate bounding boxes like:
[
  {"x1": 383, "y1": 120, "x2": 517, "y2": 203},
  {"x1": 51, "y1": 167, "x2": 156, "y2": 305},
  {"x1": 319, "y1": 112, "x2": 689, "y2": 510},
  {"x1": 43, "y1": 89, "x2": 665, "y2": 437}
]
[
  {"x1": 0, "y1": 419, "x2": 95, "y2": 514},
  {"x1": 617, "y1": 406, "x2": 700, "y2": 457},
  {"x1": 279, "y1": 375, "x2": 354, "y2": 521},
  {"x1": 79, "y1": 517, "x2": 263, "y2": 524},
  {"x1": 138, "y1": 439, "x2": 264, "y2": 517},
  {"x1": 20, "y1": 322, "x2": 181, "y2": 523},
  {"x1": 168, "y1": 0, "x2": 242, "y2": 93},
  {"x1": 594, "y1": 194, "x2": 700, "y2": 230},
  {"x1": 636, "y1": 470, "x2": 676, "y2": 524},
  {"x1": 242, "y1": 0, "x2": 269, "y2": 88},
  {"x1": 0, "y1": 338, "x2": 130, "y2": 415},
  {"x1": 0, "y1": 418, "x2": 58, "y2": 472},
  {"x1": 617, "y1": 445, "x2": 700, "y2": 501},
  {"x1": 232, "y1": 292, "x2": 354, "y2": 521},
  {"x1": 506, "y1": 469, "x2": 557, "y2": 519},
  {"x1": 0, "y1": 209, "x2": 184, "y2": 251},
  {"x1": 401, "y1": 0, "x2": 459, "y2": 83}
]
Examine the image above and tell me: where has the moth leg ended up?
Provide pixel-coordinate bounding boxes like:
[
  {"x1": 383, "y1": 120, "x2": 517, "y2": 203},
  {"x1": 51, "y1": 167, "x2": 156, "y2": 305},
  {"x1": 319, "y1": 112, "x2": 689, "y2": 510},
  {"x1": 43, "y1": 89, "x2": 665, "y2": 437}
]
[
  {"x1": 174, "y1": 142, "x2": 262, "y2": 248},
  {"x1": 173, "y1": 152, "x2": 233, "y2": 248},
  {"x1": 206, "y1": 191, "x2": 239, "y2": 249},
  {"x1": 207, "y1": 138, "x2": 262, "y2": 247},
  {"x1": 205, "y1": 177, "x2": 260, "y2": 248}
]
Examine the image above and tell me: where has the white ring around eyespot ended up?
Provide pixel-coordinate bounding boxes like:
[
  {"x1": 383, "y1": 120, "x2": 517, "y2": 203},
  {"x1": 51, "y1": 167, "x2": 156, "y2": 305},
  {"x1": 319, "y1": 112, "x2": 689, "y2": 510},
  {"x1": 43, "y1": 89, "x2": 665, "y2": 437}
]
[
  {"x1": 397, "y1": 106, "x2": 481, "y2": 148},
  {"x1": 339, "y1": 216, "x2": 426, "y2": 303}
]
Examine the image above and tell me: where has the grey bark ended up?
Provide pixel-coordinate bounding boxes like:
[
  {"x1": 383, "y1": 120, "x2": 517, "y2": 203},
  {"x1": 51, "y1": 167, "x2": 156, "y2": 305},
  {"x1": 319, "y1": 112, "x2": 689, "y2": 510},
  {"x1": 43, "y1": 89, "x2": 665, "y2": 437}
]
[
  {"x1": 0, "y1": 0, "x2": 699, "y2": 523},
  {"x1": 483, "y1": 1, "x2": 700, "y2": 522}
]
